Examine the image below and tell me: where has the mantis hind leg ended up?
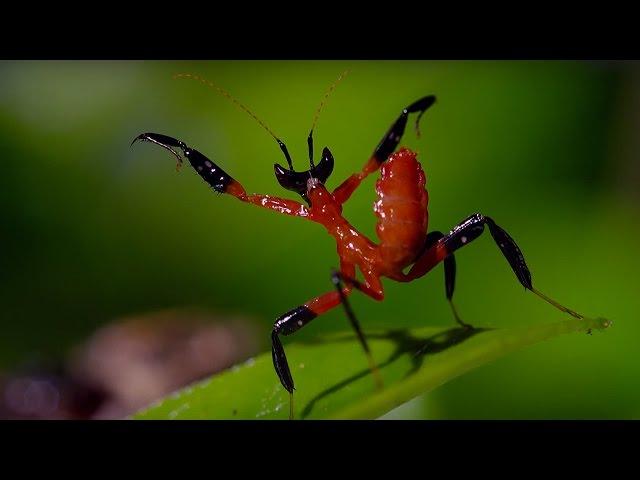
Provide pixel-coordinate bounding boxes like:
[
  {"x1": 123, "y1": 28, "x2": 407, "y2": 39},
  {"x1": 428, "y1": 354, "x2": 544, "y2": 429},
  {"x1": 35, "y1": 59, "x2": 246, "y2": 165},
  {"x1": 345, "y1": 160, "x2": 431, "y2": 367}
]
[{"x1": 405, "y1": 214, "x2": 585, "y2": 321}]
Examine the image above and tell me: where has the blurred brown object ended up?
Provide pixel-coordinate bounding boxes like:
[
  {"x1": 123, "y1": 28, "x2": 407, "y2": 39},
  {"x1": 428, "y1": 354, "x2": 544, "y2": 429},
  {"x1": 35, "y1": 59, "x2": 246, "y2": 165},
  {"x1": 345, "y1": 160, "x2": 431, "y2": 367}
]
[
  {"x1": 609, "y1": 62, "x2": 640, "y2": 202},
  {"x1": 0, "y1": 365, "x2": 106, "y2": 420},
  {"x1": 0, "y1": 309, "x2": 261, "y2": 419}
]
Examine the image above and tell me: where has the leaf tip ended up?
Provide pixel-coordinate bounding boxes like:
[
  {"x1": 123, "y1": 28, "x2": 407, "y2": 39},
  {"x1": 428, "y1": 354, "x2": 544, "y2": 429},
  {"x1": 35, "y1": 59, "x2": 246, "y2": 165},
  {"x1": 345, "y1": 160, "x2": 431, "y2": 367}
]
[
  {"x1": 586, "y1": 316, "x2": 613, "y2": 332},
  {"x1": 598, "y1": 317, "x2": 613, "y2": 329}
]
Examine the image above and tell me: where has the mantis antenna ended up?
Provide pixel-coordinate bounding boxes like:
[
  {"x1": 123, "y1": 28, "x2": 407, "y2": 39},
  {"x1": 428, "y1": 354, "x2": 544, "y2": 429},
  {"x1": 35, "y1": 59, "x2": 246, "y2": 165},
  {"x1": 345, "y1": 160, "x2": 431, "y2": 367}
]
[
  {"x1": 173, "y1": 73, "x2": 295, "y2": 170},
  {"x1": 307, "y1": 70, "x2": 350, "y2": 167}
]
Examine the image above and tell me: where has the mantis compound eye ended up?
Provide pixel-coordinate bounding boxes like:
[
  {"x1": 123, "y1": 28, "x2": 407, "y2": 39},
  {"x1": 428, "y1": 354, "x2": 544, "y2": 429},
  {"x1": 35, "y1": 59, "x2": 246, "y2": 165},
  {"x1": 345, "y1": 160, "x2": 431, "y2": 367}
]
[{"x1": 274, "y1": 147, "x2": 334, "y2": 202}]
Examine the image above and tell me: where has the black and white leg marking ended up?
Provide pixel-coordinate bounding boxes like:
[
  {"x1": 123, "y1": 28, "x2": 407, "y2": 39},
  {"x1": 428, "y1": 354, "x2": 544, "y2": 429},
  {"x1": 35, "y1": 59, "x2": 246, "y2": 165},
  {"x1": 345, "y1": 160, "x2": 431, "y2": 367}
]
[
  {"x1": 424, "y1": 231, "x2": 472, "y2": 329},
  {"x1": 271, "y1": 305, "x2": 317, "y2": 393},
  {"x1": 132, "y1": 132, "x2": 236, "y2": 193},
  {"x1": 439, "y1": 213, "x2": 583, "y2": 320}
]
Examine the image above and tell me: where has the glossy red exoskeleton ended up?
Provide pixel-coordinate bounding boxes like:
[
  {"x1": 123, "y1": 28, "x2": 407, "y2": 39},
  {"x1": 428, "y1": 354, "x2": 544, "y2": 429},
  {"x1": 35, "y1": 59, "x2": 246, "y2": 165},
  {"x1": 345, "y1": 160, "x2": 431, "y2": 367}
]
[{"x1": 132, "y1": 73, "x2": 586, "y2": 419}]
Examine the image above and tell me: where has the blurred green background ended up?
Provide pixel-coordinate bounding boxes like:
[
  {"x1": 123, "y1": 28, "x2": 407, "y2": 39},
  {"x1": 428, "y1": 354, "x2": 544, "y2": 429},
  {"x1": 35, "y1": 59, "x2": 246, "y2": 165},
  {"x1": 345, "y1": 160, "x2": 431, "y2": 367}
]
[{"x1": 0, "y1": 60, "x2": 637, "y2": 419}]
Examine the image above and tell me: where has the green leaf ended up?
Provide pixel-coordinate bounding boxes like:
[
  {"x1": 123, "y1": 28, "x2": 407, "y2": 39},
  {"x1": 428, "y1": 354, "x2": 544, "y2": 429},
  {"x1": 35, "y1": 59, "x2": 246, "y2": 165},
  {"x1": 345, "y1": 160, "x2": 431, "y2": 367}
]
[{"x1": 134, "y1": 316, "x2": 611, "y2": 420}]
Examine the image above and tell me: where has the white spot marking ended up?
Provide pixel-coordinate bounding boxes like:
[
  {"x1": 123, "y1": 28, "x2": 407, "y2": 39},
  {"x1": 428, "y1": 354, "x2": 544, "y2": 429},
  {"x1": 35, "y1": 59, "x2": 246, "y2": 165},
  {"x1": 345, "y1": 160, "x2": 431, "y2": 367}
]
[
  {"x1": 306, "y1": 177, "x2": 320, "y2": 192},
  {"x1": 204, "y1": 160, "x2": 212, "y2": 168},
  {"x1": 461, "y1": 236, "x2": 467, "y2": 244}
]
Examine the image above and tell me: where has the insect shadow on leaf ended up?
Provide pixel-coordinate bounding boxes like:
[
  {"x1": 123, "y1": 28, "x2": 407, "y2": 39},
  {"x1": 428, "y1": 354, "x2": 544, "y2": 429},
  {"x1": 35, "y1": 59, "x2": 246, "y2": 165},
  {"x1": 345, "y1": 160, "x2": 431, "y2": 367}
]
[{"x1": 300, "y1": 326, "x2": 491, "y2": 418}]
